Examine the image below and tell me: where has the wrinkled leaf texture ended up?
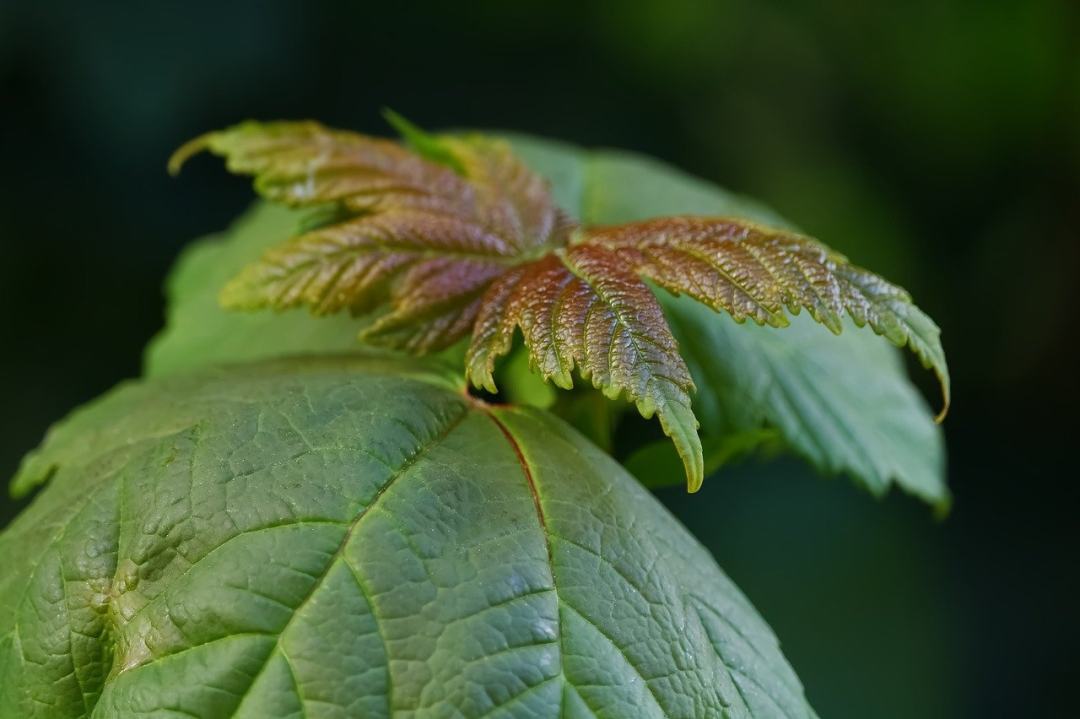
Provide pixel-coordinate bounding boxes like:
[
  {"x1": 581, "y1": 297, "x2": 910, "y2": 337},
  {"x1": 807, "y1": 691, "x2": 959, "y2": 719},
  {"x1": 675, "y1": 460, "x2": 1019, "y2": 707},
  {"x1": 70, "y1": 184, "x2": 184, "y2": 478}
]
[
  {"x1": 0, "y1": 127, "x2": 951, "y2": 718},
  {"x1": 2, "y1": 357, "x2": 818, "y2": 718},
  {"x1": 506, "y1": 138, "x2": 949, "y2": 507},
  {"x1": 149, "y1": 133, "x2": 947, "y2": 506},
  {"x1": 168, "y1": 120, "x2": 949, "y2": 493}
]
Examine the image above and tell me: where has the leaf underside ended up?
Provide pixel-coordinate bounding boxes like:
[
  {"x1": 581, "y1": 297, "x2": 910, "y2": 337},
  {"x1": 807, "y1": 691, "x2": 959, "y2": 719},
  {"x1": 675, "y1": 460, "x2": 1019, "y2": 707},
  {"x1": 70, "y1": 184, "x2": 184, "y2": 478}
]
[{"x1": 171, "y1": 119, "x2": 949, "y2": 491}]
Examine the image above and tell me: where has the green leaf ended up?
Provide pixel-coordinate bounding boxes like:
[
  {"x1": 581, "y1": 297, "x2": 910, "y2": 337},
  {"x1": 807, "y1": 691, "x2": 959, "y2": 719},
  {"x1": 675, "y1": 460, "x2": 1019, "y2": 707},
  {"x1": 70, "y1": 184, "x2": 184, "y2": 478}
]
[
  {"x1": 667, "y1": 297, "x2": 948, "y2": 507},
  {"x1": 144, "y1": 203, "x2": 383, "y2": 376},
  {"x1": 2, "y1": 357, "x2": 816, "y2": 718},
  {"x1": 498, "y1": 345, "x2": 558, "y2": 409},
  {"x1": 382, "y1": 108, "x2": 467, "y2": 175}
]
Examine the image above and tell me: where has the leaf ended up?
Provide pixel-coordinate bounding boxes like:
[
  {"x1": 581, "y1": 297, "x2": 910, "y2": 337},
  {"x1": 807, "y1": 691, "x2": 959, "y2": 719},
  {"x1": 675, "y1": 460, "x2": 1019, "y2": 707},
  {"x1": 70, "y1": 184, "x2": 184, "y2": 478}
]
[
  {"x1": 174, "y1": 121, "x2": 574, "y2": 356},
  {"x1": 1, "y1": 357, "x2": 817, "y2": 718},
  {"x1": 465, "y1": 247, "x2": 704, "y2": 490},
  {"x1": 581, "y1": 217, "x2": 950, "y2": 421},
  {"x1": 667, "y1": 297, "x2": 948, "y2": 507},
  {"x1": 220, "y1": 208, "x2": 513, "y2": 352},
  {"x1": 169, "y1": 120, "x2": 472, "y2": 214},
  {"x1": 506, "y1": 134, "x2": 949, "y2": 503},
  {"x1": 383, "y1": 110, "x2": 568, "y2": 252},
  {"x1": 382, "y1": 108, "x2": 466, "y2": 175},
  {"x1": 169, "y1": 121, "x2": 949, "y2": 494},
  {"x1": 498, "y1": 343, "x2": 558, "y2": 409},
  {"x1": 142, "y1": 202, "x2": 465, "y2": 379}
]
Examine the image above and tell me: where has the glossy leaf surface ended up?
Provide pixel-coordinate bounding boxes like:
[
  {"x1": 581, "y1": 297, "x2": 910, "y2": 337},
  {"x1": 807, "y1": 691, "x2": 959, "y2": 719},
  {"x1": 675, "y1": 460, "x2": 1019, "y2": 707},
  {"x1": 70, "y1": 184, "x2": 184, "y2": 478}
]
[{"x1": 1, "y1": 357, "x2": 816, "y2": 718}]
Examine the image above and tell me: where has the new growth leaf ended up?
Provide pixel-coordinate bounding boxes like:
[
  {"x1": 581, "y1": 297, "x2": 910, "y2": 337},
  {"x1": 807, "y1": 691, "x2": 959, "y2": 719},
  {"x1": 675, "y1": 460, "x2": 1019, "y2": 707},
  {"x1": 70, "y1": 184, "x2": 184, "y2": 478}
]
[{"x1": 171, "y1": 117, "x2": 949, "y2": 491}]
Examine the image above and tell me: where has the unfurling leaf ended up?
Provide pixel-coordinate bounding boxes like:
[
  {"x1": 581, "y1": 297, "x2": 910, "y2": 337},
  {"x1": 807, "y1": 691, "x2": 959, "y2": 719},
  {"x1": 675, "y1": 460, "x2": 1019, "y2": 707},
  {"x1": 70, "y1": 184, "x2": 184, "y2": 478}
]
[
  {"x1": 465, "y1": 247, "x2": 703, "y2": 490},
  {"x1": 170, "y1": 117, "x2": 949, "y2": 491},
  {"x1": 581, "y1": 217, "x2": 951, "y2": 421}
]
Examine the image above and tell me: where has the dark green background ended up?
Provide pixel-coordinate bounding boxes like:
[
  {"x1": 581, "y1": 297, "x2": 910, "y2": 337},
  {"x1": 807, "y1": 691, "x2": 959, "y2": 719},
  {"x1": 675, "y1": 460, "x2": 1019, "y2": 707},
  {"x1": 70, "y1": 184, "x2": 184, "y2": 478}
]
[{"x1": 1, "y1": 1, "x2": 1076, "y2": 716}]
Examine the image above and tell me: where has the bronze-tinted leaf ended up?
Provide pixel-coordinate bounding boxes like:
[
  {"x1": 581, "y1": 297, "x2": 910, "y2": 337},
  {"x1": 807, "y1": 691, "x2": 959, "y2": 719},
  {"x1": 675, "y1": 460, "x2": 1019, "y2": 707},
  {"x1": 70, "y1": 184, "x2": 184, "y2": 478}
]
[
  {"x1": 581, "y1": 216, "x2": 950, "y2": 418},
  {"x1": 170, "y1": 121, "x2": 475, "y2": 215},
  {"x1": 466, "y1": 247, "x2": 704, "y2": 491},
  {"x1": 218, "y1": 208, "x2": 513, "y2": 319},
  {"x1": 171, "y1": 119, "x2": 949, "y2": 491},
  {"x1": 384, "y1": 111, "x2": 568, "y2": 252},
  {"x1": 439, "y1": 135, "x2": 565, "y2": 251},
  {"x1": 174, "y1": 121, "x2": 572, "y2": 356},
  {"x1": 360, "y1": 257, "x2": 507, "y2": 352}
]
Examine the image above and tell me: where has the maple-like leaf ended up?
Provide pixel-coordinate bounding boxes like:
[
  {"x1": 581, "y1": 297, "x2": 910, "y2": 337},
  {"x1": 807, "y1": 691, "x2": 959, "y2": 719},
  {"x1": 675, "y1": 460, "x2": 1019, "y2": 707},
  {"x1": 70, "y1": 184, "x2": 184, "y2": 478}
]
[
  {"x1": 465, "y1": 247, "x2": 703, "y2": 487},
  {"x1": 170, "y1": 117, "x2": 949, "y2": 491},
  {"x1": 581, "y1": 217, "x2": 950, "y2": 421}
]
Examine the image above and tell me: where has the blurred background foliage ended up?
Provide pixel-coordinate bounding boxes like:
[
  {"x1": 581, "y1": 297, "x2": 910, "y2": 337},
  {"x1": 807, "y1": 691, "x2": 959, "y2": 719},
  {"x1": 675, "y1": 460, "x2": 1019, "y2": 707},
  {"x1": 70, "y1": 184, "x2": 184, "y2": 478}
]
[{"x1": 1, "y1": 0, "x2": 1077, "y2": 716}]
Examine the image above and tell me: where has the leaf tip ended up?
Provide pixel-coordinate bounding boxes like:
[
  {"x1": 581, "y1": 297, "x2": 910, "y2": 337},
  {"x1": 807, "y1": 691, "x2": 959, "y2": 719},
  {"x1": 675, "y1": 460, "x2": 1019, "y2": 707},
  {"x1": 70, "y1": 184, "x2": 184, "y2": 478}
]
[
  {"x1": 168, "y1": 132, "x2": 215, "y2": 176},
  {"x1": 10, "y1": 454, "x2": 57, "y2": 499},
  {"x1": 824, "y1": 314, "x2": 844, "y2": 336},
  {"x1": 652, "y1": 399, "x2": 704, "y2": 493},
  {"x1": 380, "y1": 107, "x2": 412, "y2": 135},
  {"x1": 465, "y1": 365, "x2": 500, "y2": 395},
  {"x1": 932, "y1": 491, "x2": 953, "y2": 520},
  {"x1": 933, "y1": 384, "x2": 951, "y2": 424},
  {"x1": 685, "y1": 459, "x2": 704, "y2": 493},
  {"x1": 683, "y1": 430, "x2": 705, "y2": 492},
  {"x1": 551, "y1": 371, "x2": 574, "y2": 391},
  {"x1": 382, "y1": 108, "x2": 466, "y2": 175},
  {"x1": 923, "y1": 341, "x2": 950, "y2": 423}
]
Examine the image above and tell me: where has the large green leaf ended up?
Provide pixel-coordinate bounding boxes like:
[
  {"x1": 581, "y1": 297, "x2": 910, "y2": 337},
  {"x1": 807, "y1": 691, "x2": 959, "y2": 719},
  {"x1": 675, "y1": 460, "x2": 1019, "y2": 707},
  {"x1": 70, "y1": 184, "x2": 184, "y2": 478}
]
[
  {"x1": 1, "y1": 357, "x2": 815, "y2": 718},
  {"x1": 148, "y1": 132, "x2": 945, "y2": 504}
]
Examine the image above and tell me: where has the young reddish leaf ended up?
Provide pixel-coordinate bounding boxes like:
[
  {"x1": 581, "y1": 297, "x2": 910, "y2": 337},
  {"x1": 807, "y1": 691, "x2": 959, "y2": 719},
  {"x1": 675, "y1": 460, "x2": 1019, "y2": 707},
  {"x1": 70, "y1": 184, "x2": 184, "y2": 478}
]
[
  {"x1": 169, "y1": 121, "x2": 474, "y2": 214},
  {"x1": 384, "y1": 110, "x2": 567, "y2": 253},
  {"x1": 215, "y1": 211, "x2": 516, "y2": 354},
  {"x1": 173, "y1": 122, "x2": 572, "y2": 354},
  {"x1": 360, "y1": 257, "x2": 507, "y2": 352},
  {"x1": 465, "y1": 247, "x2": 704, "y2": 490},
  {"x1": 171, "y1": 118, "x2": 949, "y2": 490},
  {"x1": 437, "y1": 134, "x2": 568, "y2": 252},
  {"x1": 581, "y1": 217, "x2": 950, "y2": 419}
]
